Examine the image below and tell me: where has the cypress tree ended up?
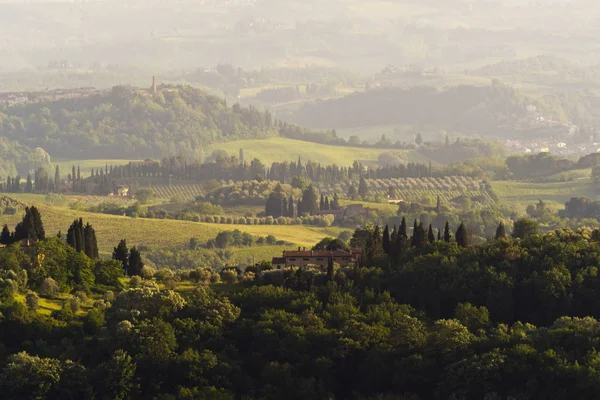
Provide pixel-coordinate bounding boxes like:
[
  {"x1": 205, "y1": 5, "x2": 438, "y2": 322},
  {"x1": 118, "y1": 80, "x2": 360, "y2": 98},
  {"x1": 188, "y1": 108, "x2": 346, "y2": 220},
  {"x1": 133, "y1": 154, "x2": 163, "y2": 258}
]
[
  {"x1": 416, "y1": 221, "x2": 426, "y2": 248},
  {"x1": 112, "y1": 239, "x2": 129, "y2": 274},
  {"x1": 399, "y1": 217, "x2": 408, "y2": 240},
  {"x1": 288, "y1": 195, "x2": 294, "y2": 217},
  {"x1": 382, "y1": 224, "x2": 391, "y2": 256},
  {"x1": 411, "y1": 220, "x2": 419, "y2": 247},
  {"x1": 327, "y1": 257, "x2": 334, "y2": 281},
  {"x1": 495, "y1": 222, "x2": 506, "y2": 239},
  {"x1": 66, "y1": 220, "x2": 76, "y2": 248},
  {"x1": 128, "y1": 246, "x2": 143, "y2": 277},
  {"x1": 72, "y1": 166, "x2": 76, "y2": 182},
  {"x1": 25, "y1": 174, "x2": 33, "y2": 193},
  {"x1": 319, "y1": 195, "x2": 324, "y2": 211},
  {"x1": 456, "y1": 222, "x2": 469, "y2": 248},
  {"x1": 437, "y1": 229, "x2": 441, "y2": 241},
  {"x1": 444, "y1": 221, "x2": 451, "y2": 243},
  {"x1": 55, "y1": 165, "x2": 60, "y2": 191},
  {"x1": 84, "y1": 223, "x2": 99, "y2": 259},
  {"x1": 0, "y1": 224, "x2": 11, "y2": 245},
  {"x1": 77, "y1": 166, "x2": 81, "y2": 181},
  {"x1": 428, "y1": 224, "x2": 435, "y2": 243}
]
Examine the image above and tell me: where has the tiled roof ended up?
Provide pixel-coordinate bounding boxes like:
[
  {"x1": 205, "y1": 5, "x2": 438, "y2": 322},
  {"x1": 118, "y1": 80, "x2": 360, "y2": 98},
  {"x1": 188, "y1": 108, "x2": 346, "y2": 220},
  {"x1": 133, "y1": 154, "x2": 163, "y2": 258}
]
[
  {"x1": 272, "y1": 257, "x2": 285, "y2": 264},
  {"x1": 283, "y1": 250, "x2": 353, "y2": 257}
]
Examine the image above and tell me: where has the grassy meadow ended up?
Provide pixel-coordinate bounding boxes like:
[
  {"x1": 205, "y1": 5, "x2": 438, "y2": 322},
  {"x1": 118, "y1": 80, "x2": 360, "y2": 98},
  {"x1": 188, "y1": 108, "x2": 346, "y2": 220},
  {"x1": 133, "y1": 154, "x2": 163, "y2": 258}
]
[
  {"x1": 492, "y1": 179, "x2": 597, "y2": 209},
  {"x1": 210, "y1": 137, "x2": 427, "y2": 166},
  {"x1": 0, "y1": 201, "x2": 346, "y2": 257}
]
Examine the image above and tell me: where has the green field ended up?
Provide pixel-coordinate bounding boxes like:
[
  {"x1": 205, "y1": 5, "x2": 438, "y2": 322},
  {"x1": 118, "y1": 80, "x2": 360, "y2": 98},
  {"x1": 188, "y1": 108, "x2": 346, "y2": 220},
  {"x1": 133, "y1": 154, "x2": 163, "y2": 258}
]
[
  {"x1": 492, "y1": 179, "x2": 597, "y2": 206},
  {"x1": 210, "y1": 137, "x2": 427, "y2": 166},
  {"x1": 0, "y1": 202, "x2": 345, "y2": 256},
  {"x1": 52, "y1": 158, "x2": 136, "y2": 179}
]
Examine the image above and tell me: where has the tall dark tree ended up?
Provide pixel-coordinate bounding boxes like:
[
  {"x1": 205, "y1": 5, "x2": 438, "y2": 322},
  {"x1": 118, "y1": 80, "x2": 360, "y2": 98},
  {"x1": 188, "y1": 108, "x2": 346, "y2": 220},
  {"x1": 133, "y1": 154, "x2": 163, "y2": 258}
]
[
  {"x1": 416, "y1": 221, "x2": 426, "y2": 248},
  {"x1": 437, "y1": 229, "x2": 441, "y2": 241},
  {"x1": 288, "y1": 195, "x2": 295, "y2": 217},
  {"x1": 0, "y1": 224, "x2": 12, "y2": 245},
  {"x1": 399, "y1": 217, "x2": 408, "y2": 240},
  {"x1": 444, "y1": 221, "x2": 451, "y2": 243},
  {"x1": 112, "y1": 239, "x2": 129, "y2": 275},
  {"x1": 327, "y1": 257, "x2": 334, "y2": 281},
  {"x1": 25, "y1": 174, "x2": 33, "y2": 193},
  {"x1": 456, "y1": 222, "x2": 469, "y2": 248},
  {"x1": 495, "y1": 222, "x2": 506, "y2": 239},
  {"x1": 428, "y1": 224, "x2": 436, "y2": 243},
  {"x1": 299, "y1": 185, "x2": 319, "y2": 216},
  {"x1": 411, "y1": 220, "x2": 419, "y2": 247},
  {"x1": 54, "y1": 165, "x2": 60, "y2": 191},
  {"x1": 128, "y1": 247, "x2": 143, "y2": 277},
  {"x1": 84, "y1": 223, "x2": 99, "y2": 259},
  {"x1": 366, "y1": 226, "x2": 384, "y2": 265},
  {"x1": 331, "y1": 193, "x2": 340, "y2": 210},
  {"x1": 14, "y1": 206, "x2": 45, "y2": 241},
  {"x1": 265, "y1": 191, "x2": 284, "y2": 217},
  {"x1": 72, "y1": 166, "x2": 76, "y2": 182},
  {"x1": 382, "y1": 224, "x2": 391, "y2": 256}
]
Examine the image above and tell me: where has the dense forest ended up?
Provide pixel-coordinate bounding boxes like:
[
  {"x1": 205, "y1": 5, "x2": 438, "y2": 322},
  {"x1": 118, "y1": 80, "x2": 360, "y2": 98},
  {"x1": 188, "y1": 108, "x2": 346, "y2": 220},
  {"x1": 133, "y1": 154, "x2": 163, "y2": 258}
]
[
  {"x1": 3, "y1": 208, "x2": 600, "y2": 398},
  {"x1": 0, "y1": 85, "x2": 278, "y2": 159},
  {"x1": 291, "y1": 83, "x2": 529, "y2": 133}
]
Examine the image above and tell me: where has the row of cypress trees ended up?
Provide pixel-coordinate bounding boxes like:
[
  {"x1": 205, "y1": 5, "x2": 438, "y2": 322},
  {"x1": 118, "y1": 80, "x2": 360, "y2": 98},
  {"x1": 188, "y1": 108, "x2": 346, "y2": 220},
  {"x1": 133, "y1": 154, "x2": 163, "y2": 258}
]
[
  {"x1": 0, "y1": 206, "x2": 45, "y2": 245},
  {"x1": 66, "y1": 218, "x2": 99, "y2": 259}
]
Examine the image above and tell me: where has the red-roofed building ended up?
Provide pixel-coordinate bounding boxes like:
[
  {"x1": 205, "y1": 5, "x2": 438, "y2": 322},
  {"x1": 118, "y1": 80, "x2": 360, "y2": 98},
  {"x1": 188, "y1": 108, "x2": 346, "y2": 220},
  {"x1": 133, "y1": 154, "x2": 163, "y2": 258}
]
[{"x1": 272, "y1": 247, "x2": 363, "y2": 268}]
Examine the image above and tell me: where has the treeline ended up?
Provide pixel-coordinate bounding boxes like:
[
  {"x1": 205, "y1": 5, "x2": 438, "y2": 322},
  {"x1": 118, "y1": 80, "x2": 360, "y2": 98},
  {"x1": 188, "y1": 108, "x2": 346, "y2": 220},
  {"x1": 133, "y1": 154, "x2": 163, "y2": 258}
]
[
  {"x1": 4, "y1": 217, "x2": 600, "y2": 397},
  {"x1": 290, "y1": 83, "x2": 528, "y2": 134},
  {"x1": 202, "y1": 230, "x2": 284, "y2": 249},
  {"x1": 0, "y1": 85, "x2": 279, "y2": 158},
  {"x1": 506, "y1": 152, "x2": 600, "y2": 180},
  {"x1": 97, "y1": 155, "x2": 433, "y2": 185}
]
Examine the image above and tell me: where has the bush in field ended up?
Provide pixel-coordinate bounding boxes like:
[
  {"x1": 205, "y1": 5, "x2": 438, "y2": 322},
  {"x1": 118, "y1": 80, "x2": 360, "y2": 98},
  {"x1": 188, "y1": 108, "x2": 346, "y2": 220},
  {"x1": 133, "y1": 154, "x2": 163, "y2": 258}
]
[
  {"x1": 221, "y1": 269, "x2": 238, "y2": 284},
  {"x1": 129, "y1": 276, "x2": 142, "y2": 288},
  {"x1": 39, "y1": 277, "x2": 59, "y2": 298},
  {"x1": 26, "y1": 292, "x2": 39, "y2": 311},
  {"x1": 69, "y1": 296, "x2": 81, "y2": 313},
  {"x1": 155, "y1": 269, "x2": 175, "y2": 282}
]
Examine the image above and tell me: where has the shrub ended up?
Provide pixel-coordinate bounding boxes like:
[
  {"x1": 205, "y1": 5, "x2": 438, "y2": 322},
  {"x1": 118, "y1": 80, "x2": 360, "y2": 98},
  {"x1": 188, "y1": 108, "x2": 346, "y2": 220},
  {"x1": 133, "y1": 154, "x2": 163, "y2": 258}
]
[
  {"x1": 25, "y1": 292, "x2": 39, "y2": 311},
  {"x1": 39, "y1": 277, "x2": 59, "y2": 298},
  {"x1": 52, "y1": 302, "x2": 74, "y2": 322},
  {"x1": 189, "y1": 268, "x2": 212, "y2": 284},
  {"x1": 69, "y1": 296, "x2": 81, "y2": 313},
  {"x1": 104, "y1": 291, "x2": 116, "y2": 302},
  {"x1": 155, "y1": 269, "x2": 175, "y2": 282},
  {"x1": 243, "y1": 271, "x2": 255, "y2": 282},
  {"x1": 210, "y1": 272, "x2": 221, "y2": 284},
  {"x1": 140, "y1": 265, "x2": 156, "y2": 280},
  {"x1": 74, "y1": 291, "x2": 88, "y2": 302},
  {"x1": 129, "y1": 276, "x2": 142, "y2": 288},
  {"x1": 164, "y1": 279, "x2": 177, "y2": 290},
  {"x1": 221, "y1": 270, "x2": 238, "y2": 284}
]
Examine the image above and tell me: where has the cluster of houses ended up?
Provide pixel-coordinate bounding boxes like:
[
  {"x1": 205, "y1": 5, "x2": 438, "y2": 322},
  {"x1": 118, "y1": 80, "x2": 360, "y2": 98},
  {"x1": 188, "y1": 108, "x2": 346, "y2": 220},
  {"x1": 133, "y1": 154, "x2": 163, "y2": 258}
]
[
  {"x1": 272, "y1": 247, "x2": 363, "y2": 269},
  {"x1": 0, "y1": 88, "x2": 102, "y2": 107}
]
